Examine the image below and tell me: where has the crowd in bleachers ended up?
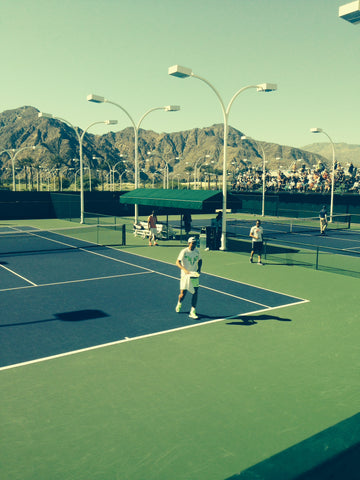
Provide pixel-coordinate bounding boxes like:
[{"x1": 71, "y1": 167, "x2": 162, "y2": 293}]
[{"x1": 231, "y1": 161, "x2": 360, "y2": 194}]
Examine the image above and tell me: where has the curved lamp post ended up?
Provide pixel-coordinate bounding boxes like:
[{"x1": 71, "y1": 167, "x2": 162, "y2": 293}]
[
  {"x1": 87, "y1": 94, "x2": 180, "y2": 223},
  {"x1": 310, "y1": 127, "x2": 335, "y2": 221},
  {"x1": 241, "y1": 136, "x2": 266, "y2": 216},
  {"x1": 38, "y1": 113, "x2": 117, "y2": 223},
  {"x1": 168, "y1": 65, "x2": 277, "y2": 250},
  {"x1": 0, "y1": 146, "x2": 37, "y2": 191}
]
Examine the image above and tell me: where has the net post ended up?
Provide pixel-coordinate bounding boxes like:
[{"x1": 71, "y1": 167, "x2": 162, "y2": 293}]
[
  {"x1": 315, "y1": 246, "x2": 319, "y2": 270},
  {"x1": 122, "y1": 224, "x2": 126, "y2": 245}
]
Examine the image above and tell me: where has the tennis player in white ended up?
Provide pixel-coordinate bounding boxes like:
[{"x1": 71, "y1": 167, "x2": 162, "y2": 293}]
[
  {"x1": 249, "y1": 219, "x2": 264, "y2": 265},
  {"x1": 175, "y1": 237, "x2": 202, "y2": 319}
]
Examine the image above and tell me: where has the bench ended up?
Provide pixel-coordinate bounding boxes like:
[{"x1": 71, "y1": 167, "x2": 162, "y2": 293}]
[{"x1": 133, "y1": 222, "x2": 176, "y2": 240}]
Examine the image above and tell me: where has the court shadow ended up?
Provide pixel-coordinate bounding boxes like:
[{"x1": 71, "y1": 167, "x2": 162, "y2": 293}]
[
  {"x1": 0, "y1": 309, "x2": 109, "y2": 328},
  {"x1": 54, "y1": 309, "x2": 109, "y2": 321},
  {"x1": 226, "y1": 314, "x2": 292, "y2": 326},
  {"x1": 0, "y1": 261, "x2": 8, "y2": 265}
]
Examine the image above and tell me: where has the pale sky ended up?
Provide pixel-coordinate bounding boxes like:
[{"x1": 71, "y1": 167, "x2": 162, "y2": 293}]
[{"x1": 0, "y1": 0, "x2": 358, "y2": 148}]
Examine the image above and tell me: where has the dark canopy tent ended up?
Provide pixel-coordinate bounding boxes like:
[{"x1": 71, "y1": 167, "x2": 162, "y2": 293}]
[
  {"x1": 119, "y1": 189, "x2": 242, "y2": 242},
  {"x1": 119, "y1": 188, "x2": 242, "y2": 214}
]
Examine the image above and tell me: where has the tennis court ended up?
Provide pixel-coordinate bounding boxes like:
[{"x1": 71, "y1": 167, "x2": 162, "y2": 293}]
[
  {"x1": 1, "y1": 218, "x2": 359, "y2": 480},
  {"x1": 0, "y1": 223, "x2": 304, "y2": 368}
]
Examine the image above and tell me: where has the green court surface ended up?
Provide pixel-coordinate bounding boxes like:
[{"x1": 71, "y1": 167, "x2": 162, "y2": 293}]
[{"x1": 0, "y1": 218, "x2": 359, "y2": 480}]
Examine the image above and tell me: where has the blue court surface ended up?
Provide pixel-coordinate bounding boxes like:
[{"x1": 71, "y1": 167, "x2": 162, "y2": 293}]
[{"x1": 0, "y1": 234, "x2": 307, "y2": 369}]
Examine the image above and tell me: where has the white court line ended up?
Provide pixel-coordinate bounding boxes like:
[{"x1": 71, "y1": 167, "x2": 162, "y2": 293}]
[
  {"x1": 0, "y1": 237, "x2": 310, "y2": 371},
  {"x1": 0, "y1": 300, "x2": 308, "y2": 372},
  {"x1": 0, "y1": 268, "x2": 272, "y2": 309},
  {"x1": 152, "y1": 270, "x2": 273, "y2": 308},
  {"x1": 0, "y1": 235, "x2": 154, "y2": 288},
  {"x1": 108, "y1": 248, "x2": 309, "y2": 302},
  {"x1": 1, "y1": 241, "x2": 308, "y2": 305},
  {"x1": 0, "y1": 270, "x2": 153, "y2": 292},
  {"x1": 342, "y1": 246, "x2": 360, "y2": 252},
  {"x1": 0, "y1": 263, "x2": 37, "y2": 286},
  {"x1": 1, "y1": 230, "x2": 307, "y2": 303}
]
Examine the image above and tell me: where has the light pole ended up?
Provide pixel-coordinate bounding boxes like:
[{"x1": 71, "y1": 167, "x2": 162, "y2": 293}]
[
  {"x1": 169, "y1": 65, "x2": 277, "y2": 250},
  {"x1": 79, "y1": 120, "x2": 117, "y2": 222},
  {"x1": 84, "y1": 166, "x2": 92, "y2": 192},
  {"x1": 161, "y1": 162, "x2": 169, "y2": 189},
  {"x1": 118, "y1": 169, "x2": 128, "y2": 191},
  {"x1": 0, "y1": 146, "x2": 37, "y2": 191},
  {"x1": 39, "y1": 113, "x2": 117, "y2": 223},
  {"x1": 107, "y1": 161, "x2": 124, "y2": 191},
  {"x1": 310, "y1": 127, "x2": 336, "y2": 221},
  {"x1": 199, "y1": 161, "x2": 213, "y2": 189},
  {"x1": 241, "y1": 136, "x2": 266, "y2": 216},
  {"x1": 194, "y1": 155, "x2": 210, "y2": 189},
  {"x1": 87, "y1": 94, "x2": 180, "y2": 222}
]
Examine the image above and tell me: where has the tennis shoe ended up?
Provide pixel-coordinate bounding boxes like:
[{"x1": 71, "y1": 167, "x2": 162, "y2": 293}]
[
  {"x1": 189, "y1": 308, "x2": 198, "y2": 320},
  {"x1": 175, "y1": 303, "x2": 182, "y2": 313},
  {"x1": 249, "y1": 257, "x2": 253, "y2": 263},
  {"x1": 257, "y1": 261, "x2": 263, "y2": 266}
]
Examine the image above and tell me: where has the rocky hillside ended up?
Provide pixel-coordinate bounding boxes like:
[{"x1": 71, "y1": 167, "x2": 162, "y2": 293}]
[
  {"x1": 302, "y1": 142, "x2": 360, "y2": 167},
  {"x1": 0, "y1": 105, "x2": 333, "y2": 187}
]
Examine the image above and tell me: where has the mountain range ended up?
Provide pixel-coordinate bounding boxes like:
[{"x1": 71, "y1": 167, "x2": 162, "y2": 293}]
[
  {"x1": 0, "y1": 106, "x2": 358, "y2": 187},
  {"x1": 301, "y1": 142, "x2": 360, "y2": 167}
]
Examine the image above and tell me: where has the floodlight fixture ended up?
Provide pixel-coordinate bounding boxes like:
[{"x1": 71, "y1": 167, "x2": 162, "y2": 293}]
[
  {"x1": 164, "y1": 105, "x2": 181, "y2": 111},
  {"x1": 339, "y1": 1, "x2": 360, "y2": 24},
  {"x1": 104, "y1": 120, "x2": 118, "y2": 125},
  {"x1": 168, "y1": 65, "x2": 193, "y2": 78},
  {"x1": 87, "y1": 94, "x2": 106, "y2": 103},
  {"x1": 256, "y1": 83, "x2": 277, "y2": 92},
  {"x1": 310, "y1": 127, "x2": 323, "y2": 134}
]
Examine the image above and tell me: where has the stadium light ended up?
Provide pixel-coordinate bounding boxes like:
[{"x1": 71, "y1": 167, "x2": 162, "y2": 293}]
[
  {"x1": 339, "y1": 1, "x2": 360, "y2": 24},
  {"x1": 38, "y1": 112, "x2": 117, "y2": 223},
  {"x1": 87, "y1": 94, "x2": 180, "y2": 223},
  {"x1": 0, "y1": 145, "x2": 37, "y2": 191},
  {"x1": 168, "y1": 64, "x2": 277, "y2": 250},
  {"x1": 310, "y1": 127, "x2": 336, "y2": 221}
]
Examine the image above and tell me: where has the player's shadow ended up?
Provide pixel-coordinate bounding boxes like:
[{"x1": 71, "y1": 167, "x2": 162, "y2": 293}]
[
  {"x1": 226, "y1": 314, "x2": 292, "y2": 326},
  {"x1": 0, "y1": 309, "x2": 109, "y2": 328}
]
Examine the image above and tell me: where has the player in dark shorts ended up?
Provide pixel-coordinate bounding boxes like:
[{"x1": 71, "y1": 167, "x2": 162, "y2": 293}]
[
  {"x1": 249, "y1": 219, "x2": 264, "y2": 265},
  {"x1": 319, "y1": 205, "x2": 328, "y2": 235}
]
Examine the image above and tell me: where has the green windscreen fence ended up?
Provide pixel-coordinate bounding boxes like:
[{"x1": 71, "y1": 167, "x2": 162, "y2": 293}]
[{"x1": 50, "y1": 193, "x2": 80, "y2": 221}]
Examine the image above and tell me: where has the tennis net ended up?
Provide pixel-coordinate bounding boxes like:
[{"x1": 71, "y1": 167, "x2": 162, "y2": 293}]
[
  {"x1": 0, "y1": 224, "x2": 126, "y2": 256},
  {"x1": 227, "y1": 214, "x2": 351, "y2": 237}
]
